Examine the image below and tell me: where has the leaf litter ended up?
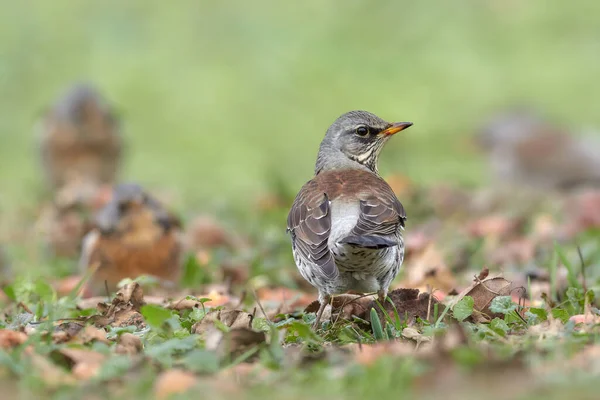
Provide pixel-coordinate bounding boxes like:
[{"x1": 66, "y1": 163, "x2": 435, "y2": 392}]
[{"x1": 2, "y1": 182, "x2": 600, "y2": 399}]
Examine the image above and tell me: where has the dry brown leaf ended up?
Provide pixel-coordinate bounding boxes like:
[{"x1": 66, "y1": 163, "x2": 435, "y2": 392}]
[
  {"x1": 192, "y1": 309, "x2": 253, "y2": 335},
  {"x1": 75, "y1": 325, "x2": 111, "y2": 345},
  {"x1": 402, "y1": 327, "x2": 432, "y2": 344},
  {"x1": 217, "y1": 328, "x2": 266, "y2": 361},
  {"x1": 0, "y1": 329, "x2": 28, "y2": 348},
  {"x1": 371, "y1": 289, "x2": 443, "y2": 325},
  {"x1": 569, "y1": 313, "x2": 600, "y2": 325},
  {"x1": 305, "y1": 294, "x2": 373, "y2": 322},
  {"x1": 55, "y1": 348, "x2": 106, "y2": 380},
  {"x1": 403, "y1": 243, "x2": 456, "y2": 293},
  {"x1": 115, "y1": 333, "x2": 143, "y2": 355},
  {"x1": 454, "y1": 274, "x2": 512, "y2": 322},
  {"x1": 155, "y1": 369, "x2": 198, "y2": 399},
  {"x1": 28, "y1": 351, "x2": 76, "y2": 387},
  {"x1": 92, "y1": 283, "x2": 146, "y2": 329},
  {"x1": 52, "y1": 322, "x2": 85, "y2": 344}
]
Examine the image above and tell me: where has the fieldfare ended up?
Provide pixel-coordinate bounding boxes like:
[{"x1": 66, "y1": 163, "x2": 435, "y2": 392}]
[
  {"x1": 79, "y1": 183, "x2": 183, "y2": 295},
  {"x1": 477, "y1": 109, "x2": 600, "y2": 190},
  {"x1": 287, "y1": 110, "x2": 412, "y2": 328},
  {"x1": 36, "y1": 181, "x2": 111, "y2": 258},
  {"x1": 36, "y1": 83, "x2": 122, "y2": 192}
]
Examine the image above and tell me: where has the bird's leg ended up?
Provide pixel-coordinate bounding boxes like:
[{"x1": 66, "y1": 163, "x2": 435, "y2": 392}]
[
  {"x1": 377, "y1": 289, "x2": 388, "y2": 306},
  {"x1": 313, "y1": 293, "x2": 331, "y2": 330}
]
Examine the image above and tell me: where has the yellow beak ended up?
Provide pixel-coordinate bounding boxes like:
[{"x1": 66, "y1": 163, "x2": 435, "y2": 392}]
[{"x1": 380, "y1": 121, "x2": 413, "y2": 136}]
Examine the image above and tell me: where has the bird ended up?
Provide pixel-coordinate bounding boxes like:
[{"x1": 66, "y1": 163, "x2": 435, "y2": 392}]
[
  {"x1": 287, "y1": 110, "x2": 412, "y2": 328},
  {"x1": 36, "y1": 181, "x2": 112, "y2": 258},
  {"x1": 36, "y1": 83, "x2": 122, "y2": 192},
  {"x1": 79, "y1": 183, "x2": 183, "y2": 295},
  {"x1": 477, "y1": 109, "x2": 600, "y2": 190}
]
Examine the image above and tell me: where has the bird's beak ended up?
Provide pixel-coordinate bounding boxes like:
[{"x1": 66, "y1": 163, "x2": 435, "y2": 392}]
[{"x1": 380, "y1": 122, "x2": 413, "y2": 136}]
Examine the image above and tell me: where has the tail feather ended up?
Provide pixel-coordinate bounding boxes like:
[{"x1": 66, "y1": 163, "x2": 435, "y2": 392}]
[{"x1": 338, "y1": 235, "x2": 397, "y2": 249}]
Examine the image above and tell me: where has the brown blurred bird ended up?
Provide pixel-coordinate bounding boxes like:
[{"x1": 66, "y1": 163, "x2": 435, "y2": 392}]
[
  {"x1": 37, "y1": 83, "x2": 122, "y2": 191},
  {"x1": 36, "y1": 181, "x2": 112, "y2": 258},
  {"x1": 287, "y1": 110, "x2": 411, "y2": 328},
  {"x1": 477, "y1": 110, "x2": 600, "y2": 190},
  {"x1": 79, "y1": 183, "x2": 183, "y2": 295}
]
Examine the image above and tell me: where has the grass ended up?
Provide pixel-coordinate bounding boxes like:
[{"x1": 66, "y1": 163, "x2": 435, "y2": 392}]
[
  {"x1": 1, "y1": 0, "x2": 600, "y2": 214},
  {"x1": 1, "y1": 1, "x2": 600, "y2": 399}
]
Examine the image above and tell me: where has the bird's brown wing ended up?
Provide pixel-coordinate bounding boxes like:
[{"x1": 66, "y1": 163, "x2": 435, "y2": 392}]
[
  {"x1": 287, "y1": 180, "x2": 337, "y2": 279},
  {"x1": 353, "y1": 187, "x2": 405, "y2": 237}
]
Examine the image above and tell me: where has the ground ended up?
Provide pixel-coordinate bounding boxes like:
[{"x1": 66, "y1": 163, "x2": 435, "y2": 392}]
[{"x1": 1, "y1": 2, "x2": 600, "y2": 399}]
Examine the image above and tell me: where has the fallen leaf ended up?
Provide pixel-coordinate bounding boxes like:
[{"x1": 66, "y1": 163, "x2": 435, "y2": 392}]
[
  {"x1": 54, "y1": 348, "x2": 107, "y2": 380},
  {"x1": 569, "y1": 313, "x2": 600, "y2": 325},
  {"x1": 454, "y1": 273, "x2": 513, "y2": 322},
  {"x1": 305, "y1": 294, "x2": 373, "y2": 322},
  {"x1": 52, "y1": 321, "x2": 84, "y2": 344},
  {"x1": 192, "y1": 309, "x2": 253, "y2": 334},
  {"x1": 402, "y1": 327, "x2": 432, "y2": 344},
  {"x1": 403, "y1": 243, "x2": 456, "y2": 293},
  {"x1": 0, "y1": 329, "x2": 27, "y2": 348},
  {"x1": 115, "y1": 333, "x2": 143, "y2": 355},
  {"x1": 217, "y1": 328, "x2": 266, "y2": 361},
  {"x1": 371, "y1": 289, "x2": 443, "y2": 324},
  {"x1": 154, "y1": 369, "x2": 198, "y2": 399},
  {"x1": 28, "y1": 351, "x2": 76, "y2": 387},
  {"x1": 92, "y1": 283, "x2": 146, "y2": 329},
  {"x1": 74, "y1": 325, "x2": 111, "y2": 345}
]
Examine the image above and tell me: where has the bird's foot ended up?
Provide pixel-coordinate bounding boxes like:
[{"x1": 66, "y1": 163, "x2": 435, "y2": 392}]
[{"x1": 312, "y1": 295, "x2": 331, "y2": 330}]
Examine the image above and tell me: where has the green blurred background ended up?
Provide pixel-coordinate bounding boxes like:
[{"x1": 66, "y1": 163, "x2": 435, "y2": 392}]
[{"x1": 1, "y1": 0, "x2": 599, "y2": 213}]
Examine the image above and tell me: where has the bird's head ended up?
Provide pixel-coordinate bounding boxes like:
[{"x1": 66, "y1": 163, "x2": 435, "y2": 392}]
[
  {"x1": 95, "y1": 183, "x2": 176, "y2": 241},
  {"x1": 315, "y1": 110, "x2": 412, "y2": 174},
  {"x1": 53, "y1": 83, "x2": 119, "y2": 140}
]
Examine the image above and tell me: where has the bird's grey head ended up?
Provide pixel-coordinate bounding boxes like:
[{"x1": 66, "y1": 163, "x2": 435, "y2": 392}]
[
  {"x1": 52, "y1": 82, "x2": 118, "y2": 139},
  {"x1": 315, "y1": 110, "x2": 412, "y2": 174},
  {"x1": 95, "y1": 183, "x2": 171, "y2": 233}
]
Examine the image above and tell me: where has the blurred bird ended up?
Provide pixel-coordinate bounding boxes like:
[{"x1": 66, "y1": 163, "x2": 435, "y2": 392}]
[
  {"x1": 79, "y1": 183, "x2": 183, "y2": 294},
  {"x1": 36, "y1": 83, "x2": 122, "y2": 192},
  {"x1": 477, "y1": 110, "x2": 600, "y2": 190},
  {"x1": 36, "y1": 181, "x2": 112, "y2": 258},
  {"x1": 287, "y1": 110, "x2": 411, "y2": 328}
]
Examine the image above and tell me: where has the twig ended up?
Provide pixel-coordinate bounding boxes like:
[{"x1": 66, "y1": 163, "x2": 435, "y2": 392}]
[
  {"x1": 104, "y1": 280, "x2": 110, "y2": 301},
  {"x1": 17, "y1": 302, "x2": 33, "y2": 314},
  {"x1": 252, "y1": 290, "x2": 271, "y2": 325}
]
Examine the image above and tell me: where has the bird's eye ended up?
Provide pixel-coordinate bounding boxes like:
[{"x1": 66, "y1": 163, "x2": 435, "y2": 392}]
[{"x1": 355, "y1": 126, "x2": 369, "y2": 136}]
